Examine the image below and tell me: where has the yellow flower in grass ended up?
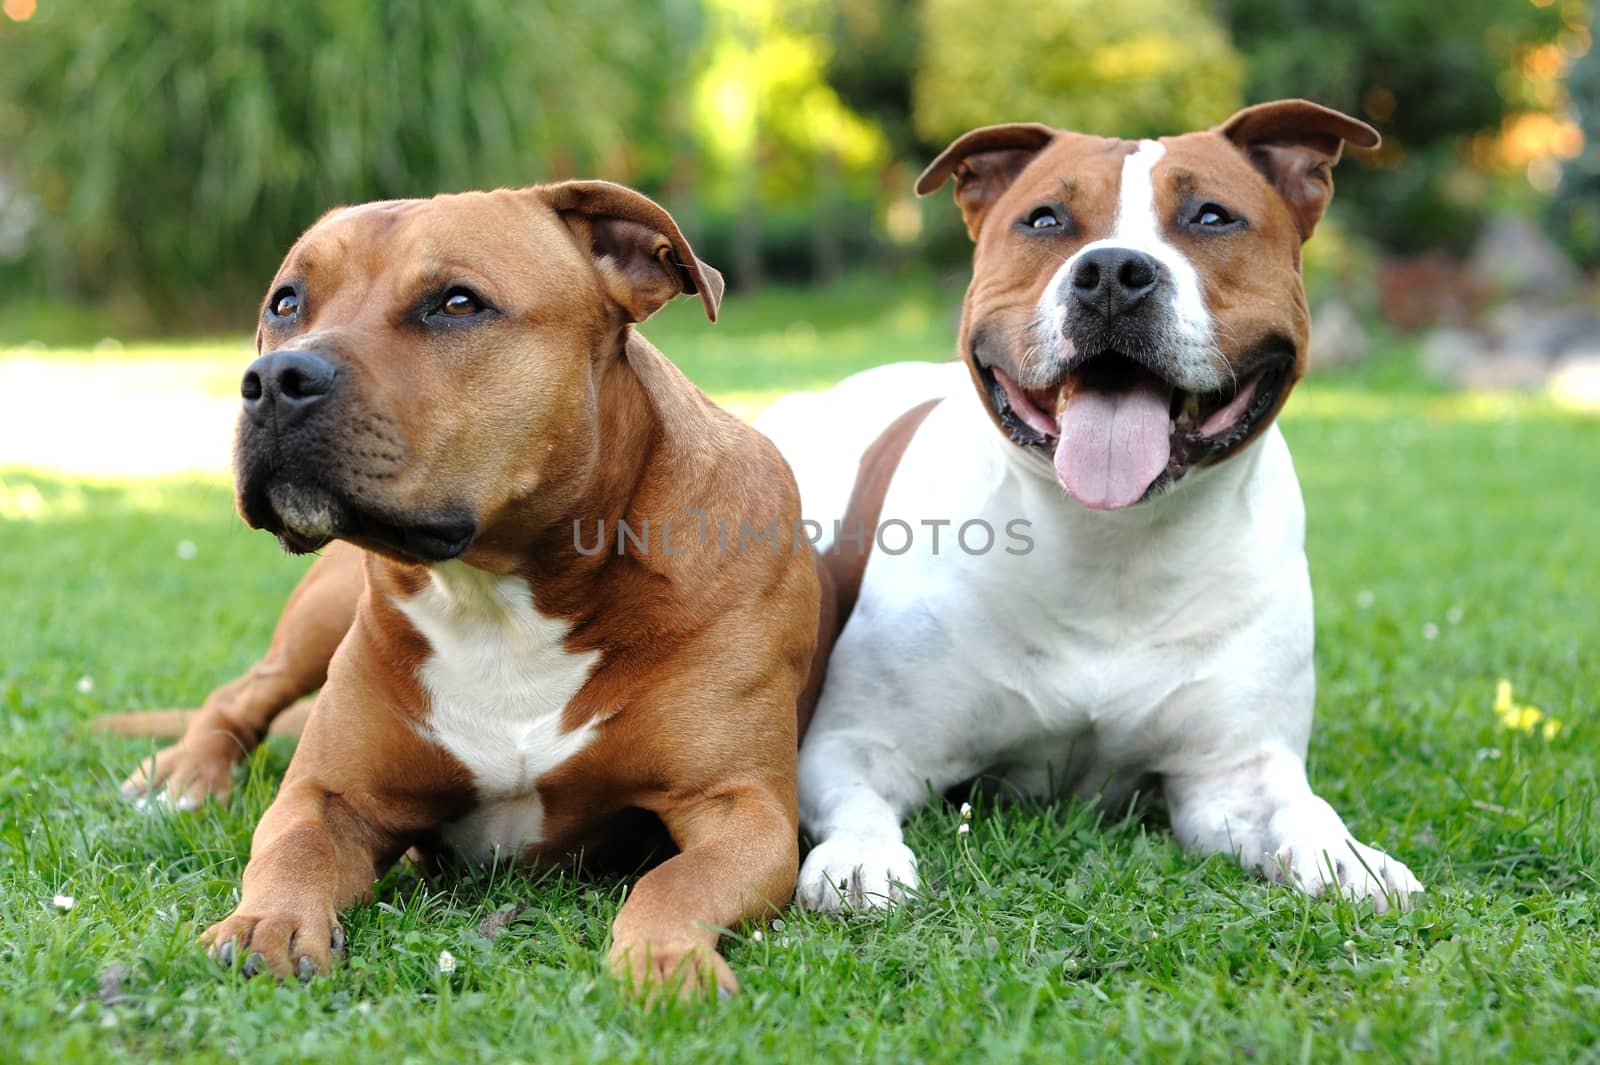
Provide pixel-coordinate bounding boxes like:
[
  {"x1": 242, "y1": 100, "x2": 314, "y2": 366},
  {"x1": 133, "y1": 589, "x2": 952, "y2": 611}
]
[{"x1": 1494, "y1": 679, "x2": 1562, "y2": 739}]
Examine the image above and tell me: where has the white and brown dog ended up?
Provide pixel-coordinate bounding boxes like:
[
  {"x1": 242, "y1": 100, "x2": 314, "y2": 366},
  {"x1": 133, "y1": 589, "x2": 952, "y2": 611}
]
[{"x1": 758, "y1": 100, "x2": 1425, "y2": 913}]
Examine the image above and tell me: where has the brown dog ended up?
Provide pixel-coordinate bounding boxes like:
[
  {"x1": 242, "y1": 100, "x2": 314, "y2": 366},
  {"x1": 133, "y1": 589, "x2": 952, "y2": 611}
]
[{"x1": 111, "y1": 181, "x2": 819, "y2": 997}]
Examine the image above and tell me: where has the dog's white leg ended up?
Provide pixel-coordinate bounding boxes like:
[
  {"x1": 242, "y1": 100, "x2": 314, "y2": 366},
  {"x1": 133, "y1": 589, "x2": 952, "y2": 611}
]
[
  {"x1": 795, "y1": 728, "x2": 927, "y2": 913},
  {"x1": 1164, "y1": 743, "x2": 1423, "y2": 912}
]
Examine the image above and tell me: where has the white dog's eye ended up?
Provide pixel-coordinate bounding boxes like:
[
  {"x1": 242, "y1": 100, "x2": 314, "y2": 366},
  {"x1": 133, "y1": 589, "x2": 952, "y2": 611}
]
[
  {"x1": 1026, "y1": 206, "x2": 1062, "y2": 230},
  {"x1": 1192, "y1": 203, "x2": 1236, "y2": 227}
]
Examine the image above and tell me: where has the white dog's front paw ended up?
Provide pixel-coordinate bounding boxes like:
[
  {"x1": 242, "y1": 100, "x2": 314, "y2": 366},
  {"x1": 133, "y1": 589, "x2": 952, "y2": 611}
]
[
  {"x1": 1270, "y1": 835, "x2": 1424, "y2": 913},
  {"x1": 797, "y1": 836, "x2": 920, "y2": 913}
]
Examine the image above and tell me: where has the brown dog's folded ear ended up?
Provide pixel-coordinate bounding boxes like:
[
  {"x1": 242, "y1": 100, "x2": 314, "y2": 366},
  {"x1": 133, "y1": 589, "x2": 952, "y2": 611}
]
[
  {"x1": 1218, "y1": 99, "x2": 1380, "y2": 241},
  {"x1": 540, "y1": 180, "x2": 724, "y2": 323},
  {"x1": 915, "y1": 123, "x2": 1056, "y2": 240}
]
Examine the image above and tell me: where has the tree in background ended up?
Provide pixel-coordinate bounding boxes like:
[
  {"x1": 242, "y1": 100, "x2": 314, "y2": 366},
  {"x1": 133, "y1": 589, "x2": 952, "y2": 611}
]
[
  {"x1": 0, "y1": 0, "x2": 1587, "y2": 323},
  {"x1": 823, "y1": 0, "x2": 920, "y2": 159},
  {"x1": 912, "y1": 0, "x2": 1243, "y2": 143},
  {"x1": 1223, "y1": 0, "x2": 1573, "y2": 252},
  {"x1": 0, "y1": 0, "x2": 701, "y2": 316},
  {"x1": 688, "y1": 0, "x2": 888, "y2": 286},
  {"x1": 1549, "y1": 35, "x2": 1600, "y2": 266}
]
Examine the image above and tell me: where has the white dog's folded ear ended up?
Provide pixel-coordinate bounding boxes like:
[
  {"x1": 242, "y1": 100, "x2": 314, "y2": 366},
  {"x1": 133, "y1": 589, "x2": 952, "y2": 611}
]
[
  {"x1": 915, "y1": 123, "x2": 1056, "y2": 240},
  {"x1": 540, "y1": 180, "x2": 724, "y2": 323},
  {"x1": 1218, "y1": 99, "x2": 1380, "y2": 241}
]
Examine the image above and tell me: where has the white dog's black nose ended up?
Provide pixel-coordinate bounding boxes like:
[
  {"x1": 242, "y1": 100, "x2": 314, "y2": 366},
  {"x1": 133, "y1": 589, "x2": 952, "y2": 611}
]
[
  {"x1": 242, "y1": 350, "x2": 339, "y2": 427},
  {"x1": 1070, "y1": 247, "x2": 1160, "y2": 319}
]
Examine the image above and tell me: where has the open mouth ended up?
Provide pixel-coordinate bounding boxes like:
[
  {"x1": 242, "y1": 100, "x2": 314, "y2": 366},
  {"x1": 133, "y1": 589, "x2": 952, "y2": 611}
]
[{"x1": 976, "y1": 351, "x2": 1290, "y2": 510}]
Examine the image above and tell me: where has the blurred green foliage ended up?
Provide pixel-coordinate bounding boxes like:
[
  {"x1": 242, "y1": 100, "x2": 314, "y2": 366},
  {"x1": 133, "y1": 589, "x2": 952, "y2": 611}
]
[
  {"x1": 0, "y1": 0, "x2": 1583, "y2": 325},
  {"x1": 913, "y1": 0, "x2": 1244, "y2": 142},
  {"x1": 682, "y1": 0, "x2": 889, "y2": 285},
  {"x1": 0, "y1": 0, "x2": 702, "y2": 313},
  {"x1": 1223, "y1": 0, "x2": 1570, "y2": 252},
  {"x1": 1550, "y1": 46, "x2": 1600, "y2": 266}
]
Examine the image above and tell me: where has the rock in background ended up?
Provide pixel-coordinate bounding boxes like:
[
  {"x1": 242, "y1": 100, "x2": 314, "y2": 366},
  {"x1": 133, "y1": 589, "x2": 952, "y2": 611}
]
[
  {"x1": 1309, "y1": 299, "x2": 1372, "y2": 370},
  {"x1": 1410, "y1": 212, "x2": 1600, "y2": 406}
]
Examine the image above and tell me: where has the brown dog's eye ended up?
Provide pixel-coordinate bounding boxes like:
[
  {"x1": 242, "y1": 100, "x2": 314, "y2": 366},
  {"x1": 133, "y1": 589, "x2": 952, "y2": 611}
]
[
  {"x1": 269, "y1": 288, "x2": 299, "y2": 318},
  {"x1": 440, "y1": 289, "x2": 483, "y2": 316}
]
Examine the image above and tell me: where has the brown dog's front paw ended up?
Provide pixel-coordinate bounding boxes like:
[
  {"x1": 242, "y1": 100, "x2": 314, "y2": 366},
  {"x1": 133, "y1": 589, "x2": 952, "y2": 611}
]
[
  {"x1": 608, "y1": 936, "x2": 738, "y2": 1002},
  {"x1": 121, "y1": 735, "x2": 242, "y2": 810},
  {"x1": 201, "y1": 910, "x2": 344, "y2": 982}
]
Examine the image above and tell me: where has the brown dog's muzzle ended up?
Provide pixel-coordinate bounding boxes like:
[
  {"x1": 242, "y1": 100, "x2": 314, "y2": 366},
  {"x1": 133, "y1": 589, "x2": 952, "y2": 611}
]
[
  {"x1": 241, "y1": 349, "x2": 340, "y2": 430},
  {"x1": 233, "y1": 347, "x2": 476, "y2": 564}
]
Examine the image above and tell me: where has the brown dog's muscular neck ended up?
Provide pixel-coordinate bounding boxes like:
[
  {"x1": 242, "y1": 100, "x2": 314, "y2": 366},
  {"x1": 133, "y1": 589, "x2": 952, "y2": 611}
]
[{"x1": 366, "y1": 327, "x2": 737, "y2": 660}]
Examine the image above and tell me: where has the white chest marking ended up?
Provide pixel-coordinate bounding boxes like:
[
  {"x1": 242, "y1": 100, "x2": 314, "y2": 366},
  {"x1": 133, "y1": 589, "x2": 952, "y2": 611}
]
[{"x1": 395, "y1": 561, "x2": 599, "y2": 860}]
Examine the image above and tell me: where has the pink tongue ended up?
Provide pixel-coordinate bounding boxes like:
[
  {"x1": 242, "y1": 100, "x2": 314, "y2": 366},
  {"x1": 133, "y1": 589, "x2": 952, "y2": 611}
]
[{"x1": 1055, "y1": 375, "x2": 1172, "y2": 510}]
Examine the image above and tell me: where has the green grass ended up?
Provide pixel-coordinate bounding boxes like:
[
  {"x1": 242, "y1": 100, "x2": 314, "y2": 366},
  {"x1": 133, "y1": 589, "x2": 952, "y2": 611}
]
[
  {"x1": 643, "y1": 269, "x2": 965, "y2": 398},
  {"x1": 1, "y1": 283, "x2": 1597, "y2": 1063}
]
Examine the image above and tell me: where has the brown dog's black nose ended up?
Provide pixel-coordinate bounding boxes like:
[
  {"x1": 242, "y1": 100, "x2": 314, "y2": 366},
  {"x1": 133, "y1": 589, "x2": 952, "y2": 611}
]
[
  {"x1": 241, "y1": 350, "x2": 339, "y2": 427},
  {"x1": 1070, "y1": 247, "x2": 1160, "y2": 319}
]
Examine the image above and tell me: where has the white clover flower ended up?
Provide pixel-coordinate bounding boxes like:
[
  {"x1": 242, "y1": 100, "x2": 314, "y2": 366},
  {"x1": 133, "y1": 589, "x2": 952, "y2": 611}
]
[
  {"x1": 959, "y1": 801, "x2": 973, "y2": 820},
  {"x1": 1355, "y1": 590, "x2": 1375, "y2": 609},
  {"x1": 51, "y1": 894, "x2": 75, "y2": 911},
  {"x1": 436, "y1": 949, "x2": 456, "y2": 974},
  {"x1": 957, "y1": 822, "x2": 970, "y2": 836},
  {"x1": 74, "y1": 676, "x2": 94, "y2": 695},
  {"x1": 751, "y1": 929, "x2": 763, "y2": 943},
  {"x1": 176, "y1": 540, "x2": 198, "y2": 561},
  {"x1": 1422, "y1": 622, "x2": 1439, "y2": 641}
]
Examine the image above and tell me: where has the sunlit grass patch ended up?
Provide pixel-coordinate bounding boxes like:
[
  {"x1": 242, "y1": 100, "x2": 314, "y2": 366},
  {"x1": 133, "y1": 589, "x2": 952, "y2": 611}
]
[
  {"x1": 1289, "y1": 385, "x2": 1572, "y2": 424},
  {"x1": 0, "y1": 337, "x2": 255, "y2": 362}
]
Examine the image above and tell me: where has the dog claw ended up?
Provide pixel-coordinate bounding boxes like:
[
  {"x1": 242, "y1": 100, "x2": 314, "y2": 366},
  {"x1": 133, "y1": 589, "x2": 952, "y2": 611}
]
[
  {"x1": 295, "y1": 956, "x2": 318, "y2": 983},
  {"x1": 330, "y1": 925, "x2": 345, "y2": 956},
  {"x1": 241, "y1": 951, "x2": 265, "y2": 978},
  {"x1": 717, "y1": 985, "x2": 733, "y2": 1003},
  {"x1": 216, "y1": 941, "x2": 235, "y2": 967}
]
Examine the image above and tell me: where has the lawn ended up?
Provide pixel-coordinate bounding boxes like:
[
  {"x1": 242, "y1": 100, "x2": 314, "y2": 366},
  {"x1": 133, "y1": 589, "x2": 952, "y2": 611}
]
[{"x1": 1, "y1": 278, "x2": 1597, "y2": 1063}]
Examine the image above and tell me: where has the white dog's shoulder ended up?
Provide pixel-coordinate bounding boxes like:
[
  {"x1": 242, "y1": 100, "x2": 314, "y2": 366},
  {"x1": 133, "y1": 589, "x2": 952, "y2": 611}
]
[{"x1": 756, "y1": 360, "x2": 967, "y2": 545}]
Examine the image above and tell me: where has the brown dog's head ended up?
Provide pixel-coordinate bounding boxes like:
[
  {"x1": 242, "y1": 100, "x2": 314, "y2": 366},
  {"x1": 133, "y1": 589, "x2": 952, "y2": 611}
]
[
  {"x1": 917, "y1": 99, "x2": 1377, "y2": 510},
  {"x1": 234, "y1": 181, "x2": 722, "y2": 563}
]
